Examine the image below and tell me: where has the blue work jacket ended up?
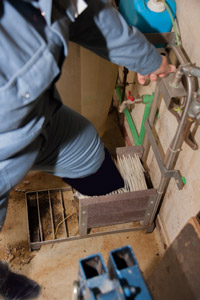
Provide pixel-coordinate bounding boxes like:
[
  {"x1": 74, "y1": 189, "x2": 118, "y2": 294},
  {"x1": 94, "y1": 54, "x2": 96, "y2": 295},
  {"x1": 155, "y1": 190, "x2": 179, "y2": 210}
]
[{"x1": 0, "y1": 0, "x2": 162, "y2": 197}]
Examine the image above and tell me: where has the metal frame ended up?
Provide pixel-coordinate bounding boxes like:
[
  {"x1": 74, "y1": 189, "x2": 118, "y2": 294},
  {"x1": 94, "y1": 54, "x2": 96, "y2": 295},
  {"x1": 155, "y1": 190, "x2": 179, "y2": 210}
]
[
  {"x1": 142, "y1": 44, "x2": 199, "y2": 225},
  {"x1": 25, "y1": 187, "x2": 72, "y2": 250},
  {"x1": 156, "y1": 72, "x2": 187, "y2": 108}
]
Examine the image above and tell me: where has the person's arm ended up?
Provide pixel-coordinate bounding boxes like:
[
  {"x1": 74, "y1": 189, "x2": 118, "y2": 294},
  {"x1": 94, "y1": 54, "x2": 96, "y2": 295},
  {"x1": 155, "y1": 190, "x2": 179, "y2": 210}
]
[
  {"x1": 69, "y1": 0, "x2": 175, "y2": 81},
  {"x1": 137, "y1": 54, "x2": 176, "y2": 84}
]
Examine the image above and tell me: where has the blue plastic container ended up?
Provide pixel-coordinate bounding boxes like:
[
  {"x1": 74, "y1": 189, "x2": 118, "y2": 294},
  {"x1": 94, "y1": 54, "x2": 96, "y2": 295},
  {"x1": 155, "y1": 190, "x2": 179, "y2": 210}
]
[{"x1": 119, "y1": 0, "x2": 176, "y2": 33}]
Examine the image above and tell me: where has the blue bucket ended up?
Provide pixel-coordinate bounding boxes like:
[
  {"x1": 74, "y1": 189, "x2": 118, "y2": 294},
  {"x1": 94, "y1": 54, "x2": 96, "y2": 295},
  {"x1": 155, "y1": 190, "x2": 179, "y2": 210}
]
[{"x1": 119, "y1": 0, "x2": 176, "y2": 33}]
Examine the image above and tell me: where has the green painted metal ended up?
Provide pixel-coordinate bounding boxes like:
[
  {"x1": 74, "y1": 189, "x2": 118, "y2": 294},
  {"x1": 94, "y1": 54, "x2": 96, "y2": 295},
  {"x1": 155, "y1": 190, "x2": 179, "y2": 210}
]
[
  {"x1": 138, "y1": 94, "x2": 154, "y2": 145},
  {"x1": 116, "y1": 86, "x2": 140, "y2": 145},
  {"x1": 115, "y1": 86, "x2": 154, "y2": 145},
  {"x1": 181, "y1": 176, "x2": 186, "y2": 185}
]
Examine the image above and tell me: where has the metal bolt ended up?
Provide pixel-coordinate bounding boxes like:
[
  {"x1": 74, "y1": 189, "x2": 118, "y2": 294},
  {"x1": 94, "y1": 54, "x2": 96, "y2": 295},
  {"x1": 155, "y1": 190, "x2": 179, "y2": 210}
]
[
  {"x1": 150, "y1": 201, "x2": 154, "y2": 204},
  {"x1": 82, "y1": 211, "x2": 86, "y2": 214},
  {"x1": 82, "y1": 223, "x2": 85, "y2": 226}
]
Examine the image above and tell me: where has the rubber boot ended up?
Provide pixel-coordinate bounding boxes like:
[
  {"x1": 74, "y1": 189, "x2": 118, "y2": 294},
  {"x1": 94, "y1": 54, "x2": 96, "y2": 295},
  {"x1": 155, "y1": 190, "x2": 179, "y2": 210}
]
[{"x1": 63, "y1": 148, "x2": 124, "y2": 196}]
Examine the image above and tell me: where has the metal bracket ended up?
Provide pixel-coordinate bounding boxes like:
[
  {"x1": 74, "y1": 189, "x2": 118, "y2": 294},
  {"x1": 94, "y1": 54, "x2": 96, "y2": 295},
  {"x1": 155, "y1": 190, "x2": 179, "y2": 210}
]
[
  {"x1": 79, "y1": 205, "x2": 88, "y2": 237},
  {"x1": 143, "y1": 193, "x2": 158, "y2": 226},
  {"x1": 157, "y1": 73, "x2": 187, "y2": 108},
  {"x1": 145, "y1": 120, "x2": 184, "y2": 190}
]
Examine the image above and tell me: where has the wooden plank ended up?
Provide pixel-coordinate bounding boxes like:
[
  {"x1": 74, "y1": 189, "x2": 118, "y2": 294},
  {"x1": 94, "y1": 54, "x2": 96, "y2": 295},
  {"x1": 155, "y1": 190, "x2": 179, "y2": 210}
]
[
  {"x1": 87, "y1": 197, "x2": 148, "y2": 214},
  {"x1": 79, "y1": 189, "x2": 157, "y2": 229}
]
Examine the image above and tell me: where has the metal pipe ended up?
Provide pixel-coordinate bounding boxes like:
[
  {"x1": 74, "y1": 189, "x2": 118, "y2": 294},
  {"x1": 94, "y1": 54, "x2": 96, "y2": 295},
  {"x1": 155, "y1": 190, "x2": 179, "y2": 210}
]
[
  {"x1": 170, "y1": 65, "x2": 184, "y2": 87},
  {"x1": 169, "y1": 45, "x2": 188, "y2": 64},
  {"x1": 183, "y1": 65, "x2": 200, "y2": 78},
  {"x1": 166, "y1": 46, "x2": 197, "y2": 160},
  {"x1": 138, "y1": 94, "x2": 154, "y2": 145},
  {"x1": 115, "y1": 86, "x2": 140, "y2": 144}
]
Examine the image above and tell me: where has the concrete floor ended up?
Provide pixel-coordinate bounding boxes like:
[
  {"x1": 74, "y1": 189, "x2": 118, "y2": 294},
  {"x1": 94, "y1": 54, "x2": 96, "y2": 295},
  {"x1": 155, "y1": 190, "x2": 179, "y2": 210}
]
[{"x1": 0, "y1": 111, "x2": 161, "y2": 299}]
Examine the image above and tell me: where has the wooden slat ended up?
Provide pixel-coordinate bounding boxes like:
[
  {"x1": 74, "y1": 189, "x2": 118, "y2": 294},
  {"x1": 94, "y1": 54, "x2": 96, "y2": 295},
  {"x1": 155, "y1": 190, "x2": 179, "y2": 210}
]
[
  {"x1": 79, "y1": 189, "x2": 157, "y2": 229},
  {"x1": 87, "y1": 197, "x2": 147, "y2": 215}
]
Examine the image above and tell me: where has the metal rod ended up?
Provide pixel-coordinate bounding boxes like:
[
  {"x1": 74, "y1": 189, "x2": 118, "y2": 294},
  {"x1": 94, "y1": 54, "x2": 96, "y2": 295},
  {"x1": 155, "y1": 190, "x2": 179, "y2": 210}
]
[
  {"x1": 29, "y1": 224, "x2": 153, "y2": 250},
  {"x1": 25, "y1": 193, "x2": 32, "y2": 250},
  {"x1": 26, "y1": 187, "x2": 72, "y2": 193},
  {"x1": 59, "y1": 189, "x2": 68, "y2": 237},
  {"x1": 48, "y1": 190, "x2": 55, "y2": 240},
  {"x1": 184, "y1": 66, "x2": 200, "y2": 78},
  {"x1": 170, "y1": 65, "x2": 184, "y2": 87},
  {"x1": 142, "y1": 85, "x2": 161, "y2": 162},
  {"x1": 36, "y1": 192, "x2": 43, "y2": 242}
]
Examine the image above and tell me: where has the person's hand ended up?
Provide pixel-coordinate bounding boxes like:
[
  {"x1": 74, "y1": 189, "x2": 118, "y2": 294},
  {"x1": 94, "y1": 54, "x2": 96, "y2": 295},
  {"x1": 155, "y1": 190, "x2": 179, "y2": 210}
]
[{"x1": 137, "y1": 55, "x2": 176, "y2": 85}]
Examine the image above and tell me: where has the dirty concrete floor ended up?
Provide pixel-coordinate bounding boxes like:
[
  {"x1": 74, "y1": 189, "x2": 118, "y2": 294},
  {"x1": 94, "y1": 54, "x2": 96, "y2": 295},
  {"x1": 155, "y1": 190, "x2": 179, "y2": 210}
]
[{"x1": 0, "y1": 111, "x2": 161, "y2": 300}]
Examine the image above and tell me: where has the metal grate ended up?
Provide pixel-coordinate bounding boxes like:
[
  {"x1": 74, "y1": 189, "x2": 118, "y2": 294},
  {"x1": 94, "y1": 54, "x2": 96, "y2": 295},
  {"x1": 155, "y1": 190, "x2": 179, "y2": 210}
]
[{"x1": 25, "y1": 187, "x2": 79, "y2": 250}]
